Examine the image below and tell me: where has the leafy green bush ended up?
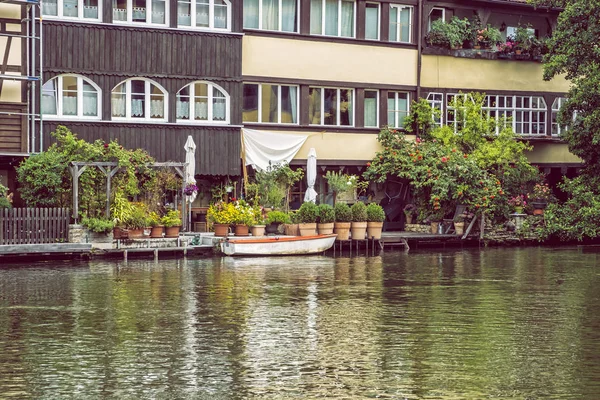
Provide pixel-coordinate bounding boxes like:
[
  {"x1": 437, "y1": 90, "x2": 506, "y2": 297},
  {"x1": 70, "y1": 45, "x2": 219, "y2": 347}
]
[
  {"x1": 266, "y1": 210, "x2": 290, "y2": 224},
  {"x1": 161, "y1": 209, "x2": 182, "y2": 228},
  {"x1": 317, "y1": 204, "x2": 335, "y2": 224},
  {"x1": 0, "y1": 197, "x2": 12, "y2": 209},
  {"x1": 334, "y1": 202, "x2": 352, "y2": 223},
  {"x1": 297, "y1": 202, "x2": 319, "y2": 223},
  {"x1": 351, "y1": 201, "x2": 368, "y2": 222},
  {"x1": 366, "y1": 203, "x2": 385, "y2": 222},
  {"x1": 81, "y1": 217, "x2": 115, "y2": 234}
]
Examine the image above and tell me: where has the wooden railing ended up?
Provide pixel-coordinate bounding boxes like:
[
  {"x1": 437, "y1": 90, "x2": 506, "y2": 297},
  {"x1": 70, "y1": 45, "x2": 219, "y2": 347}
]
[{"x1": 0, "y1": 208, "x2": 70, "y2": 245}]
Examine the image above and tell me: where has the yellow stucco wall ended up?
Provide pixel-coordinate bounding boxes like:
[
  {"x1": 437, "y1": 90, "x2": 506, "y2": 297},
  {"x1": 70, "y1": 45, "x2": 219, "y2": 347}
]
[
  {"x1": 421, "y1": 55, "x2": 570, "y2": 93},
  {"x1": 527, "y1": 142, "x2": 582, "y2": 164},
  {"x1": 0, "y1": 4, "x2": 20, "y2": 19},
  {"x1": 242, "y1": 36, "x2": 418, "y2": 86}
]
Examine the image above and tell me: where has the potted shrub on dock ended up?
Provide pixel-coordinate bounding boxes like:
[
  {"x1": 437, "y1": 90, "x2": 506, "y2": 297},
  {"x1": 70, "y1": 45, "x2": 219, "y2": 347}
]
[
  {"x1": 148, "y1": 212, "x2": 164, "y2": 238},
  {"x1": 350, "y1": 201, "x2": 368, "y2": 240},
  {"x1": 297, "y1": 202, "x2": 319, "y2": 236},
  {"x1": 80, "y1": 217, "x2": 115, "y2": 243},
  {"x1": 250, "y1": 206, "x2": 266, "y2": 237},
  {"x1": 317, "y1": 204, "x2": 335, "y2": 235},
  {"x1": 207, "y1": 202, "x2": 233, "y2": 237},
  {"x1": 127, "y1": 203, "x2": 150, "y2": 239},
  {"x1": 161, "y1": 209, "x2": 182, "y2": 238},
  {"x1": 366, "y1": 203, "x2": 385, "y2": 240},
  {"x1": 266, "y1": 210, "x2": 290, "y2": 234},
  {"x1": 334, "y1": 202, "x2": 352, "y2": 241}
]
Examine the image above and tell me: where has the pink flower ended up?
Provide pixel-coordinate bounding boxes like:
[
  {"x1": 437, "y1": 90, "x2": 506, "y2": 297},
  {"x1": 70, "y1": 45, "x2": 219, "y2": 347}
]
[{"x1": 441, "y1": 157, "x2": 448, "y2": 163}]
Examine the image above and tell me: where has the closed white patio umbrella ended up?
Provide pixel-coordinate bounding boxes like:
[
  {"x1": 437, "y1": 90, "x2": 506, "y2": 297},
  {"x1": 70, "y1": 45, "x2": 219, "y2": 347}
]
[
  {"x1": 304, "y1": 148, "x2": 317, "y2": 203},
  {"x1": 184, "y1": 136, "x2": 197, "y2": 231}
]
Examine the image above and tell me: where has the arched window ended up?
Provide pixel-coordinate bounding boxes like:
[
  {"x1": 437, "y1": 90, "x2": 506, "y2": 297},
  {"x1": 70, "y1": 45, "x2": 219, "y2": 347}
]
[
  {"x1": 176, "y1": 82, "x2": 229, "y2": 123},
  {"x1": 177, "y1": 0, "x2": 231, "y2": 30},
  {"x1": 42, "y1": 74, "x2": 101, "y2": 119},
  {"x1": 111, "y1": 78, "x2": 167, "y2": 121}
]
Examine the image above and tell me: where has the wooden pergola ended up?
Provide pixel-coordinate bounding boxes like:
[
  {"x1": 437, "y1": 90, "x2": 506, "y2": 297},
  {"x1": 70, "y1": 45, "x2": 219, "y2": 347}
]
[{"x1": 69, "y1": 161, "x2": 189, "y2": 231}]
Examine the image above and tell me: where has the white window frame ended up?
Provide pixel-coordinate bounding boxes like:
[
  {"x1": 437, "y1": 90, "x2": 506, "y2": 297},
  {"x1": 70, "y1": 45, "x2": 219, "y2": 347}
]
[
  {"x1": 428, "y1": 7, "x2": 445, "y2": 31},
  {"x1": 112, "y1": 0, "x2": 169, "y2": 26},
  {"x1": 364, "y1": 2, "x2": 380, "y2": 41},
  {"x1": 482, "y1": 95, "x2": 547, "y2": 136},
  {"x1": 364, "y1": 89, "x2": 379, "y2": 128},
  {"x1": 178, "y1": 0, "x2": 232, "y2": 31},
  {"x1": 176, "y1": 81, "x2": 230, "y2": 124},
  {"x1": 42, "y1": 74, "x2": 102, "y2": 120},
  {"x1": 389, "y1": 4, "x2": 412, "y2": 43},
  {"x1": 387, "y1": 91, "x2": 409, "y2": 128},
  {"x1": 309, "y1": 86, "x2": 355, "y2": 126},
  {"x1": 42, "y1": 0, "x2": 102, "y2": 21},
  {"x1": 426, "y1": 92, "x2": 443, "y2": 127},
  {"x1": 551, "y1": 97, "x2": 567, "y2": 137},
  {"x1": 242, "y1": 83, "x2": 299, "y2": 125},
  {"x1": 243, "y1": 0, "x2": 299, "y2": 33},
  {"x1": 111, "y1": 78, "x2": 168, "y2": 122},
  {"x1": 310, "y1": 0, "x2": 356, "y2": 38}
]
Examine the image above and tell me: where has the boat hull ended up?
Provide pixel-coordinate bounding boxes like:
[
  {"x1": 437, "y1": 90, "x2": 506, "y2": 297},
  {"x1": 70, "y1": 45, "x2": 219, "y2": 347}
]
[{"x1": 220, "y1": 234, "x2": 337, "y2": 256}]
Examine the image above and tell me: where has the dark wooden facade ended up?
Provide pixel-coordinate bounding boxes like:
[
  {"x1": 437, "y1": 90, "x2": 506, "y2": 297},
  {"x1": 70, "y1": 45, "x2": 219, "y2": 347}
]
[
  {"x1": 41, "y1": 5, "x2": 243, "y2": 176},
  {"x1": 0, "y1": 103, "x2": 27, "y2": 154}
]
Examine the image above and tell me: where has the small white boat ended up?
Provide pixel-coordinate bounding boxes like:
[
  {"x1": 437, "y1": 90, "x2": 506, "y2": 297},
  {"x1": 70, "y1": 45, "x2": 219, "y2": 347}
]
[{"x1": 220, "y1": 234, "x2": 337, "y2": 256}]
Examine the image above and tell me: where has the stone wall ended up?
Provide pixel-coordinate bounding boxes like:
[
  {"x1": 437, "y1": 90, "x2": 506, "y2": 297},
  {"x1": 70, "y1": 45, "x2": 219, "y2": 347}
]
[{"x1": 404, "y1": 224, "x2": 431, "y2": 233}]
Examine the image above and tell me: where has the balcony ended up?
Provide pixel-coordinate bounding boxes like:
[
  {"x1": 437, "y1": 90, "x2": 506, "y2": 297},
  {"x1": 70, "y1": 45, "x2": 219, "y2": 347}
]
[{"x1": 423, "y1": 46, "x2": 543, "y2": 62}]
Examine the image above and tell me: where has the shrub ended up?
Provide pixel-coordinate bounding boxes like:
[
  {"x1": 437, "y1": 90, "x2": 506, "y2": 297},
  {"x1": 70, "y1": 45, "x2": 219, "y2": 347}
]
[
  {"x1": 266, "y1": 210, "x2": 290, "y2": 224},
  {"x1": 317, "y1": 204, "x2": 335, "y2": 224},
  {"x1": 334, "y1": 202, "x2": 352, "y2": 223},
  {"x1": 0, "y1": 197, "x2": 11, "y2": 209},
  {"x1": 127, "y1": 203, "x2": 150, "y2": 229},
  {"x1": 297, "y1": 202, "x2": 319, "y2": 223},
  {"x1": 81, "y1": 217, "x2": 115, "y2": 234},
  {"x1": 161, "y1": 209, "x2": 182, "y2": 228},
  {"x1": 351, "y1": 201, "x2": 368, "y2": 222},
  {"x1": 366, "y1": 203, "x2": 385, "y2": 222}
]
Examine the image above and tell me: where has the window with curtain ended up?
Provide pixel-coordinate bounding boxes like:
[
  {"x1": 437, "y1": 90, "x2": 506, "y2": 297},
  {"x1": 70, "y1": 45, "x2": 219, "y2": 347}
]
[
  {"x1": 42, "y1": 0, "x2": 100, "y2": 20},
  {"x1": 243, "y1": 0, "x2": 298, "y2": 32},
  {"x1": 426, "y1": 92, "x2": 443, "y2": 126},
  {"x1": 111, "y1": 78, "x2": 166, "y2": 121},
  {"x1": 176, "y1": 81, "x2": 230, "y2": 123},
  {"x1": 387, "y1": 91, "x2": 408, "y2": 128},
  {"x1": 310, "y1": 0, "x2": 355, "y2": 38},
  {"x1": 178, "y1": 0, "x2": 231, "y2": 30},
  {"x1": 309, "y1": 87, "x2": 354, "y2": 126},
  {"x1": 242, "y1": 83, "x2": 298, "y2": 124},
  {"x1": 364, "y1": 90, "x2": 378, "y2": 127},
  {"x1": 389, "y1": 5, "x2": 412, "y2": 43},
  {"x1": 42, "y1": 74, "x2": 101, "y2": 118},
  {"x1": 365, "y1": 3, "x2": 379, "y2": 40},
  {"x1": 112, "y1": 0, "x2": 167, "y2": 24}
]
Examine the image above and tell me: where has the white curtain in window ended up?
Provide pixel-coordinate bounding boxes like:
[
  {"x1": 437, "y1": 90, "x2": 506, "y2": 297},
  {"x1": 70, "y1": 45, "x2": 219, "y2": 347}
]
[
  {"x1": 150, "y1": 99, "x2": 164, "y2": 117},
  {"x1": 131, "y1": 99, "x2": 144, "y2": 117},
  {"x1": 177, "y1": 100, "x2": 190, "y2": 118},
  {"x1": 132, "y1": 7, "x2": 146, "y2": 20},
  {"x1": 364, "y1": 97, "x2": 376, "y2": 127},
  {"x1": 244, "y1": 0, "x2": 259, "y2": 28},
  {"x1": 195, "y1": 102, "x2": 208, "y2": 118},
  {"x1": 324, "y1": 0, "x2": 338, "y2": 36},
  {"x1": 289, "y1": 86, "x2": 297, "y2": 123},
  {"x1": 63, "y1": 96, "x2": 77, "y2": 115},
  {"x1": 365, "y1": 5, "x2": 378, "y2": 39},
  {"x1": 310, "y1": 0, "x2": 322, "y2": 34},
  {"x1": 83, "y1": 94, "x2": 98, "y2": 116},
  {"x1": 43, "y1": 1, "x2": 58, "y2": 16},
  {"x1": 340, "y1": 0, "x2": 353, "y2": 37},
  {"x1": 213, "y1": 101, "x2": 226, "y2": 120},
  {"x1": 63, "y1": 0, "x2": 78, "y2": 17},
  {"x1": 42, "y1": 81, "x2": 58, "y2": 114},
  {"x1": 262, "y1": 0, "x2": 278, "y2": 30},
  {"x1": 389, "y1": 7, "x2": 398, "y2": 41},
  {"x1": 214, "y1": 2, "x2": 227, "y2": 28},
  {"x1": 282, "y1": 0, "x2": 297, "y2": 32},
  {"x1": 113, "y1": 8, "x2": 127, "y2": 20},
  {"x1": 112, "y1": 97, "x2": 125, "y2": 117},
  {"x1": 84, "y1": 5, "x2": 99, "y2": 18}
]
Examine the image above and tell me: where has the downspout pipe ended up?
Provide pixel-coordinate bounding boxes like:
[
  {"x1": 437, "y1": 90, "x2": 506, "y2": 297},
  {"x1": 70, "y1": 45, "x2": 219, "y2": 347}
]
[{"x1": 416, "y1": 0, "x2": 423, "y2": 101}]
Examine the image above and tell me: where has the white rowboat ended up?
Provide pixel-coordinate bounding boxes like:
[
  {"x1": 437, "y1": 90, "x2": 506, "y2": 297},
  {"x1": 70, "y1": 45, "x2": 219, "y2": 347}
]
[{"x1": 220, "y1": 234, "x2": 337, "y2": 256}]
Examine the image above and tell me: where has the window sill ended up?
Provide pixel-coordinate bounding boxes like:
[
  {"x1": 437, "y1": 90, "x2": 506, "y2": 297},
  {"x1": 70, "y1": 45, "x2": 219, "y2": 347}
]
[{"x1": 422, "y1": 46, "x2": 543, "y2": 62}]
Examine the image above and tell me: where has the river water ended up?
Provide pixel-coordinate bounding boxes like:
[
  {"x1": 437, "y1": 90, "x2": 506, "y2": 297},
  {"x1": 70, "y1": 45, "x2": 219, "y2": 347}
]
[{"x1": 1, "y1": 246, "x2": 599, "y2": 399}]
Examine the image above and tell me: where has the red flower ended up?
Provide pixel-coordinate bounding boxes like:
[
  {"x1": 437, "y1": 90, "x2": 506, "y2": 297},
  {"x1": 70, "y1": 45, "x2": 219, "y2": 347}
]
[
  {"x1": 441, "y1": 157, "x2": 448, "y2": 163},
  {"x1": 104, "y1": 143, "x2": 109, "y2": 148},
  {"x1": 463, "y1": 154, "x2": 468, "y2": 159},
  {"x1": 366, "y1": 162, "x2": 371, "y2": 167},
  {"x1": 452, "y1": 148, "x2": 457, "y2": 153},
  {"x1": 418, "y1": 155, "x2": 423, "y2": 160}
]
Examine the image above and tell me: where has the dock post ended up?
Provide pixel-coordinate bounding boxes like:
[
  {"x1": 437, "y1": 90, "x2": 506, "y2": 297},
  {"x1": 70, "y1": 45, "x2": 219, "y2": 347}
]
[
  {"x1": 123, "y1": 250, "x2": 127, "y2": 261},
  {"x1": 154, "y1": 249, "x2": 158, "y2": 260}
]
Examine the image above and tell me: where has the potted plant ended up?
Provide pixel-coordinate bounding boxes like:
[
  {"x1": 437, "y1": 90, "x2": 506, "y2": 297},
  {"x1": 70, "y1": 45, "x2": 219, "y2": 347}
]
[
  {"x1": 296, "y1": 202, "x2": 319, "y2": 236},
  {"x1": 317, "y1": 203, "x2": 335, "y2": 235},
  {"x1": 80, "y1": 217, "x2": 115, "y2": 243},
  {"x1": 366, "y1": 203, "x2": 385, "y2": 240},
  {"x1": 148, "y1": 211, "x2": 164, "y2": 238},
  {"x1": 231, "y1": 200, "x2": 254, "y2": 236},
  {"x1": 333, "y1": 202, "x2": 352, "y2": 241},
  {"x1": 508, "y1": 194, "x2": 527, "y2": 214},
  {"x1": 325, "y1": 171, "x2": 356, "y2": 204},
  {"x1": 110, "y1": 191, "x2": 135, "y2": 239},
  {"x1": 530, "y1": 183, "x2": 552, "y2": 215},
  {"x1": 513, "y1": 24, "x2": 534, "y2": 56},
  {"x1": 403, "y1": 203, "x2": 417, "y2": 224},
  {"x1": 428, "y1": 210, "x2": 445, "y2": 234},
  {"x1": 453, "y1": 211, "x2": 468, "y2": 236},
  {"x1": 285, "y1": 210, "x2": 301, "y2": 236},
  {"x1": 249, "y1": 206, "x2": 266, "y2": 237},
  {"x1": 207, "y1": 202, "x2": 234, "y2": 237},
  {"x1": 161, "y1": 209, "x2": 182, "y2": 238},
  {"x1": 126, "y1": 202, "x2": 150, "y2": 239},
  {"x1": 350, "y1": 201, "x2": 368, "y2": 240},
  {"x1": 426, "y1": 18, "x2": 466, "y2": 49},
  {"x1": 266, "y1": 210, "x2": 290, "y2": 234},
  {"x1": 475, "y1": 25, "x2": 502, "y2": 49}
]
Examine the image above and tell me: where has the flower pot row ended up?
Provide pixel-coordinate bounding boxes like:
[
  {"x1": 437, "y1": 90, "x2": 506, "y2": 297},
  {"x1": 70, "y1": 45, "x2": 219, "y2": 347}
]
[{"x1": 113, "y1": 225, "x2": 181, "y2": 239}]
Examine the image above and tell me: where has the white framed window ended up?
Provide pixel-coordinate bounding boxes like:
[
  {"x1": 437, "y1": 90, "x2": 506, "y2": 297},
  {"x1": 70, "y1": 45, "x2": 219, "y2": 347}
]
[
  {"x1": 243, "y1": 0, "x2": 298, "y2": 32},
  {"x1": 428, "y1": 7, "x2": 444, "y2": 31},
  {"x1": 364, "y1": 90, "x2": 378, "y2": 127},
  {"x1": 111, "y1": 78, "x2": 167, "y2": 121},
  {"x1": 178, "y1": 0, "x2": 231, "y2": 30},
  {"x1": 426, "y1": 92, "x2": 443, "y2": 126},
  {"x1": 364, "y1": 2, "x2": 379, "y2": 40},
  {"x1": 551, "y1": 97, "x2": 567, "y2": 136},
  {"x1": 389, "y1": 5, "x2": 412, "y2": 43},
  {"x1": 446, "y1": 93, "x2": 469, "y2": 131},
  {"x1": 310, "y1": 0, "x2": 355, "y2": 38},
  {"x1": 309, "y1": 87, "x2": 354, "y2": 126},
  {"x1": 176, "y1": 81, "x2": 229, "y2": 123},
  {"x1": 242, "y1": 83, "x2": 298, "y2": 124},
  {"x1": 112, "y1": 0, "x2": 168, "y2": 25},
  {"x1": 42, "y1": 74, "x2": 101, "y2": 119},
  {"x1": 387, "y1": 91, "x2": 408, "y2": 128},
  {"x1": 482, "y1": 95, "x2": 546, "y2": 135},
  {"x1": 42, "y1": 0, "x2": 101, "y2": 20}
]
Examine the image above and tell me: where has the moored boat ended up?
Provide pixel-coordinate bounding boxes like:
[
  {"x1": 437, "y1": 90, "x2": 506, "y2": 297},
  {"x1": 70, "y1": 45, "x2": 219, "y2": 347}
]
[{"x1": 220, "y1": 234, "x2": 337, "y2": 256}]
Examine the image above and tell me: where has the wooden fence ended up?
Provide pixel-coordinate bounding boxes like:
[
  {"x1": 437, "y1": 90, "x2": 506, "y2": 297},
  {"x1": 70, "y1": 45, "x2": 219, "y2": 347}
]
[{"x1": 0, "y1": 208, "x2": 70, "y2": 245}]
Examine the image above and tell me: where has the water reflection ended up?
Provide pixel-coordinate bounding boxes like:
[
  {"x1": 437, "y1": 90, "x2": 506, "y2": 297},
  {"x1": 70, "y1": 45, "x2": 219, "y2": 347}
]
[{"x1": 0, "y1": 247, "x2": 599, "y2": 398}]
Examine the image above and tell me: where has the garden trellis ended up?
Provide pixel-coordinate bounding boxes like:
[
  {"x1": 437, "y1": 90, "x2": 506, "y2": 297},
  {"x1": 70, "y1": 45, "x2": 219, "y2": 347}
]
[{"x1": 69, "y1": 161, "x2": 189, "y2": 231}]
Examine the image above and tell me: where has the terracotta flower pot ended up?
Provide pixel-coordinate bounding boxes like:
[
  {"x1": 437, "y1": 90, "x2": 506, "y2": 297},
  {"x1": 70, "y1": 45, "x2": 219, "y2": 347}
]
[
  {"x1": 213, "y1": 223, "x2": 229, "y2": 237},
  {"x1": 454, "y1": 221, "x2": 465, "y2": 236},
  {"x1": 284, "y1": 223, "x2": 300, "y2": 236},
  {"x1": 250, "y1": 225, "x2": 266, "y2": 237},
  {"x1": 150, "y1": 226, "x2": 164, "y2": 238},
  {"x1": 298, "y1": 223, "x2": 317, "y2": 237},
  {"x1": 317, "y1": 222, "x2": 334, "y2": 235},
  {"x1": 128, "y1": 228, "x2": 144, "y2": 239},
  {"x1": 351, "y1": 221, "x2": 368, "y2": 240},
  {"x1": 366, "y1": 221, "x2": 383, "y2": 240},
  {"x1": 165, "y1": 226, "x2": 181, "y2": 238},
  {"x1": 334, "y1": 222, "x2": 351, "y2": 241},
  {"x1": 234, "y1": 224, "x2": 249, "y2": 236}
]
